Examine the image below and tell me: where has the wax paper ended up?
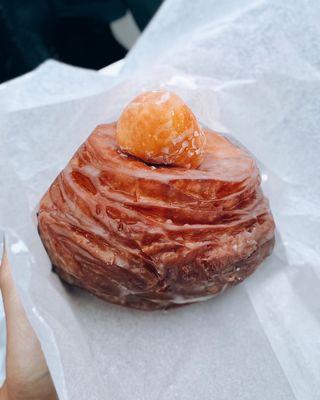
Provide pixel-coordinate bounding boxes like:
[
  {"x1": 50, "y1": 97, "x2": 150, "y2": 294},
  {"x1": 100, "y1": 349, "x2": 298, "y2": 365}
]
[{"x1": 1, "y1": 0, "x2": 320, "y2": 399}]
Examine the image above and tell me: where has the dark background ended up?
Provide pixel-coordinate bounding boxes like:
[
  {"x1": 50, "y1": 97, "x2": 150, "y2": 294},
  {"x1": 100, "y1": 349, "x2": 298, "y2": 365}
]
[{"x1": 0, "y1": 0, "x2": 162, "y2": 83}]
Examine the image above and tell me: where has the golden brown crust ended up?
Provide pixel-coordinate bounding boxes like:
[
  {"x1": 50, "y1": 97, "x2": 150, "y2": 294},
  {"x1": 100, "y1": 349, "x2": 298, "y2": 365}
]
[{"x1": 38, "y1": 123, "x2": 275, "y2": 310}]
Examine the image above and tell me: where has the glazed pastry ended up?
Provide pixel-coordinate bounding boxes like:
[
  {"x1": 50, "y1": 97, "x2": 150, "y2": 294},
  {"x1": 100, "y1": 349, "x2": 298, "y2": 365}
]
[{"x1": 38, "y1": 91, "x2": 275, "y2": 310}]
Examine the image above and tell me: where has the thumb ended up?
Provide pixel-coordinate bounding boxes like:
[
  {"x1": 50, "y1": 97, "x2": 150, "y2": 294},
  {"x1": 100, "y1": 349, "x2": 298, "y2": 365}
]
[
  {"x1": 0, "y1": 237, "x2": 58, "y2": 400},
  {"x1": 0, "y1": 237, "x2": 37, "y2": 377},
  {"x1": 0, "y1": 238, "x2": 22, "y2": 330}
]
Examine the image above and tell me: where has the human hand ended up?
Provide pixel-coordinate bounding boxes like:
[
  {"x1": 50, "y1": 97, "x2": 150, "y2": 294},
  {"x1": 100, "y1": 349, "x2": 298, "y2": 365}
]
[{"x1": 0, "y1": 242, "x2": 58, "y2": 400}]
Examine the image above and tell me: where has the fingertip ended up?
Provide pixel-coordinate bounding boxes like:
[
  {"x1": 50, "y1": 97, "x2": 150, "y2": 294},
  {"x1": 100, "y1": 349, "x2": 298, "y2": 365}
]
[
  {"x1": 0, "y1": 234, "x2": 8, "y2": 273},
  {"x1": 0, "y1": 235, "x2": 11, "y2": 293},
  {"x1": 0, "y1": 234, "x2": 5, "y2": 265}
]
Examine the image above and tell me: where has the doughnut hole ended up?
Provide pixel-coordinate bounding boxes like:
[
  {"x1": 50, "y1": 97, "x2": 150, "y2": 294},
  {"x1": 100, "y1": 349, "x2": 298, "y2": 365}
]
[{"x1": 116, "y1": 91, "x2": 206, "y2": 168}]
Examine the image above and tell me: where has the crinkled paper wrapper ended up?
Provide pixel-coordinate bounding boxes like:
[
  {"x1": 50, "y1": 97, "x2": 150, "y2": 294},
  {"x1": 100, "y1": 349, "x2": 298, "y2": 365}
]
[{"x1": 1, "y1": 1, "x2": 320, "y2": 399}]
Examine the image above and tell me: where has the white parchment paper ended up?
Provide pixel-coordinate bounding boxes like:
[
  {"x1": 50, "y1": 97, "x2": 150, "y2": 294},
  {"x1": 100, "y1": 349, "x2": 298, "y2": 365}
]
[{"x1": 1, "y1": 0, "x2": 320, "y2": 399}]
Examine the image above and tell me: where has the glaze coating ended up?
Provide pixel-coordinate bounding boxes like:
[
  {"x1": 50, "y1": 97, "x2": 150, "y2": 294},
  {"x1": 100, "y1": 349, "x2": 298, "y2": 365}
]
[{"x1": 38, "y1": 123, "x2": 275, "y2": 310}]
